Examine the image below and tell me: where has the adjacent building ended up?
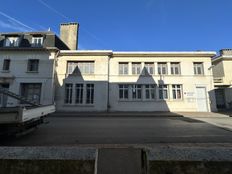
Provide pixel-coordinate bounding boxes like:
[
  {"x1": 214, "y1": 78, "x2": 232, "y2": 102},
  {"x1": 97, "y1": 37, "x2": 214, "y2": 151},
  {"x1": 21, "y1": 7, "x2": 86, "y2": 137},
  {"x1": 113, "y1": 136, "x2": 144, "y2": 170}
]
[{"x1": 213, "y1": 49, "x2": 232, "y2": 109}]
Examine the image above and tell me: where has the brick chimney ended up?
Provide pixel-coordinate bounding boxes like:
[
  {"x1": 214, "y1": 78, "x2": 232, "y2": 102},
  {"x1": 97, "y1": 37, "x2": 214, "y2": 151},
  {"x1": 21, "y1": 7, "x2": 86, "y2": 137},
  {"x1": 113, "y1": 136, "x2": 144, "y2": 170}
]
[{"x1": 60, "y1": 22, "x2": 79, "y2": 50}]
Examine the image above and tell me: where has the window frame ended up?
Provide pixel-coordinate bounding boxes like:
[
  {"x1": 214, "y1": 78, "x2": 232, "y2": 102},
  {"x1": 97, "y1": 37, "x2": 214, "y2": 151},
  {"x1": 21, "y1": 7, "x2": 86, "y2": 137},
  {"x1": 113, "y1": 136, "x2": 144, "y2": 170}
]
[
  {"x1": 86, "y1": 84, "x2": 94, "y2": 104},
  {"x1": 64, "y1": 83, "x2": 73, "y2": 104},
  {"x1": 132, "y1": 62, "x2": 142, "y2": 75},
  {"x1": 172, "y1": 84, "x2": 182, "y2": 100},
  {"x1": 144, "y1": 62, "x2": 155, "y2": 75},
  {"x1": 131, "y1": 84, "x2": 142, "y2": 100},
  {"x1": 67, "y1": 61, "x2": 94, "y2": 75},
  {"x1": 2, "y1": 59, "x2": 11, "y2": 71},
  {"x1": 158, "y1": 84, "x2": 169, "y2": 100},
  {"x1": 157, "y1": 63, "x2": 168, "y2": 75},
  {"x1": 145, "y1": 84, "x2": 156, "y2": 100},
  {"x1": 27, "y1": 59, "x2": 39, "y2": 72},
  {"x1": 171, "y1": 62, "x2": 181, "y2": 75},
  {"x1": 193, "y1": 62, "x2": 204, "y2": 75},
  {"x1": 32, "y1": 36, "x2": 43, "y2": 47},
  {"x1": 75, "y1": 84, "x2": 84, "y2": 104},
  {"x1": 118, "y1": 62, "x2": 129, "y2": 75}
]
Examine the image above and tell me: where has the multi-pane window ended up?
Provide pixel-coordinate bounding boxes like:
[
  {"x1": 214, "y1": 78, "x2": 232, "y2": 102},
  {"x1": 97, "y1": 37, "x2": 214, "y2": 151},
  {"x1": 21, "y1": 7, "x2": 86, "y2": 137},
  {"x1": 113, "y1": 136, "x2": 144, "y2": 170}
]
[
  {"x1": 132, "y1": 85, "x2": 142, "y2": 99},
  {"x1": 86, "y1": 84, "x2": 94, "y2": 104},
  {"x1": 158, "y1": 63, "x2": 167, "y2": 75},
  {"x1": 119, "y1": 62, "x2": 128, "y2": 75},
  {"x1": 4, "y1": 37, "x2": 19, "y2": 47},
  {"x1": 75, "y1": 84, "x2": 83, "y2": 104},
  {"x1": 158, "y1": 85, "x2": 168, "y2": 99},
  {"x1": 172, "y1": 85, "x2": 182, "y2": 100},
  {"x1": 67, "y1": 61, "x2": 94, "y2": 75},
  {"x1": 2, "y1": 59, "x2": 10, "y2": 71},
  {"x1": 27, "y1": 59, "x2": 39, "y2": 72},
  {"x1": 171, "y1": 63, "x2": 181, "y2": 75},
  {"x1": 21, "y1": 83, "x2": 41, "y2": 104},
  {"x1": 144, "y1": 63, "x2": 154, "y2": 75},
  {"x1": 65, "y1": 84, "x2": 73, "y2": 104},
  {"x1": 119, "y1": 84, "x2": 129, "y2": 100},
  {"x1": 32, "y1": 37, "x2": 43, "y2": 47},
  {"x1": 145, "y1": 85, "x2": 156, "y2": 100},
  {"x1": 193, "y1": 62, "x2": 204, "y2": 75},
  {"x1": 132, "y1": 63, "x2": 141, "y2": 75}
]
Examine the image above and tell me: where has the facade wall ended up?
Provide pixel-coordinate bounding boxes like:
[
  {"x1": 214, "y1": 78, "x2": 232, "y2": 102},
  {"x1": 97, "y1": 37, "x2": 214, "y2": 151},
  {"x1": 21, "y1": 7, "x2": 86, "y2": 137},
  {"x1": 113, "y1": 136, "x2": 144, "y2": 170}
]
[
  {"x1": 0, "y1": 51, "x2": 56, "y2": 107},
  {"x1": 55, "y1": 54, "x2": 109, "y2": 111},
  {"x1": 109, "y1": 56, "x2": 217, "y2": 112}
]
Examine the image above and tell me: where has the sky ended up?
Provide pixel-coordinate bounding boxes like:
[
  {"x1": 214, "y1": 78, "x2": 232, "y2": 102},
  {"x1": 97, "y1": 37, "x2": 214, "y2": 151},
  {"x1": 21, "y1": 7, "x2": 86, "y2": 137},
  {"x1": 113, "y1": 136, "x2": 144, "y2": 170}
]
[{"x1": 0, "y1": 0, "x2": 231, "y2": 51}]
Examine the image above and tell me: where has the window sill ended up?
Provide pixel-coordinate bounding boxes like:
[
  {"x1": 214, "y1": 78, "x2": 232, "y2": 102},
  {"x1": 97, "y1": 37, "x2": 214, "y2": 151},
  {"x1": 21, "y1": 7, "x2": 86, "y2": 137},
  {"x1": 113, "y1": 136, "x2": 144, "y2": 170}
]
[
  {"x1": 1, "y1": 70, "x2": 10, "y2": 73},
  {"x1": 26, "y1": 71, "x2": 39, "y2": 73}
]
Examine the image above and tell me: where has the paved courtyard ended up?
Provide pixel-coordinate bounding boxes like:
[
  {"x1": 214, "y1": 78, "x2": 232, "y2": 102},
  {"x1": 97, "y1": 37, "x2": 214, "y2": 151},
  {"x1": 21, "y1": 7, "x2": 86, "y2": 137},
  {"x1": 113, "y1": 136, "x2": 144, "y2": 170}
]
[{"x1": 1, "y1": 114, "x2": 232, "y2": 146}]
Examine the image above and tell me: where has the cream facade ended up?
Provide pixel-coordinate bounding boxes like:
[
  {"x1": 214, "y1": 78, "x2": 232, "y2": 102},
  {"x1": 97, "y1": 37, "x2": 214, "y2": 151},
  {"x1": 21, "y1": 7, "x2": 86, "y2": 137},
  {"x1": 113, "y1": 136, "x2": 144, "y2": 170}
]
[
  {"x1": 213, "y1": 49, "x2": 232, "y2": 109},
  {"x1": 55, "y1": 50, "x2": 217, "y2": 112}
]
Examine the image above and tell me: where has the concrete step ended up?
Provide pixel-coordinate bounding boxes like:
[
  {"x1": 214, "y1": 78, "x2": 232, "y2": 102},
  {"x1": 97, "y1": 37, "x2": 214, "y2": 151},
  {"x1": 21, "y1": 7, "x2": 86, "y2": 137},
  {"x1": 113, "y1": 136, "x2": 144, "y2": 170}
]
[{"x1": 96, "y1": 148, "x2": 147, "y2": 174}]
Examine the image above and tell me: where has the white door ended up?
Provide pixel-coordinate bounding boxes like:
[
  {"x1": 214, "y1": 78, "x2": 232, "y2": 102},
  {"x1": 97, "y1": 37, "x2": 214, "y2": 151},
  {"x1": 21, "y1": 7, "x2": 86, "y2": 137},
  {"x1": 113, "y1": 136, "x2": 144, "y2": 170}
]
[{"x1": 196, "y1": 87, "x2": 208, "y2": 112}]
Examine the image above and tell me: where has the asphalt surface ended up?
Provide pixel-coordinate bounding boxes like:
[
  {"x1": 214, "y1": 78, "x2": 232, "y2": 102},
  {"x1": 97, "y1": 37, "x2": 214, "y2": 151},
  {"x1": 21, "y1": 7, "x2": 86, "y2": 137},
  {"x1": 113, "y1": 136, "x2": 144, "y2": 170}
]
[{"x1": 1, "y1": 116, "x2": 232, "y2": 146}]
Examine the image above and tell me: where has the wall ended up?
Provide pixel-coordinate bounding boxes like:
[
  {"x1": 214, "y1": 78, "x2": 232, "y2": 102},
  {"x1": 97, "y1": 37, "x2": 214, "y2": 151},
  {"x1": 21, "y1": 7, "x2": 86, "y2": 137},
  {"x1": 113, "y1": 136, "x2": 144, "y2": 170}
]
[{"x1": 0, "y1": 51, "x2": 56, "y2": 106}]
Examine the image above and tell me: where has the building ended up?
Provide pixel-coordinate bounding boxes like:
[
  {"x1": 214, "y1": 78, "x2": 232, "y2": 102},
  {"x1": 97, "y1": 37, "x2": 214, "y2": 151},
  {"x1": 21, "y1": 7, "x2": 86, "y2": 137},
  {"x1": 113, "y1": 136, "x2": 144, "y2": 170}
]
[
  {"x1": 55, "y1": 50, "x2": 217, "y2": 112},
  {"x1": 213, "y1": 49, "x2": 232, "y2": 109},
  {"x1": 0, "y1": 30, "x2": 70, "y2": 107}
]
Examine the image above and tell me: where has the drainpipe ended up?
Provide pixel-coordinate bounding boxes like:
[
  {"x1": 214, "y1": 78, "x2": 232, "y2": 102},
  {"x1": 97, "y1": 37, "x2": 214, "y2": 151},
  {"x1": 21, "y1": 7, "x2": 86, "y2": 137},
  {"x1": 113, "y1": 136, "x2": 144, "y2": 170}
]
[
  {"x1": 107, "y1": 53, "x2": 112, "y2": 112},
  {"x1": 52, "y1": 50, "x2": 60, "y2": 105}
]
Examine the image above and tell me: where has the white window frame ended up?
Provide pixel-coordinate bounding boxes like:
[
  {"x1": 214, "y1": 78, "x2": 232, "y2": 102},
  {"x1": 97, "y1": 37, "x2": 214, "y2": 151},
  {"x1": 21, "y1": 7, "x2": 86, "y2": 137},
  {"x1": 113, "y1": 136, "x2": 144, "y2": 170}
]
[
  {"x1": 119, "y1": 62, "x2": 129, "y2": 75},
  {"x1": 172, "y1": 84, "x2": 182, "y2": 100},
  {"x1": 32, "y1": 37, "x2": 43, "y2": 47},
  {"x1": 193, "y1": 62, "x2": 204, "y2": 75},
  {"x1": 171, "y1": 62, "x2": 181, "y2": 75},
  {"x1": 158, "y1": 63, "x2": 168, "y2": 75},
  {"x1": 4, "y1": 37, "x2": 19, "y2": 47},
  {"x1": 144, "y1": 63, "x2": 155, "y2": 75},
  {"x1": 132, "y1": 84, "x2": 142, "y2": 100},
  {"x1": 75, "y1": 84, "x2": 84, "y2": 104},
  {"x1": 158, "y1": 85, "x2": 169, "y2": 100},
  {"x1": 86, "y1": 84, "x2": 94, "y2": 104},
  {"x1": 145, "y1": 84, "x2": 156, "y2": 100},
  {"x1": 67, "y1": 61, "x2": 94, "y2": 75},
  {"x1": 65, "y1": 84, "x2": 73, "y2": 104},
  {"x1": 132, "y1": 63, "x2": 141, "y2": 75},
  {"x1": 119, "y1": 84, "x2": 129, "y2": 100}
]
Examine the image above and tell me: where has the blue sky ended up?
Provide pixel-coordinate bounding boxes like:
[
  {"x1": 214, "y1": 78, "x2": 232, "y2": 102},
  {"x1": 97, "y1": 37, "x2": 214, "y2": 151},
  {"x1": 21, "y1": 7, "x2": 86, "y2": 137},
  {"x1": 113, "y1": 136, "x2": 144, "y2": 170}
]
[{"x1": 0, "y1": 0, "x2": 231, "y2": 51}]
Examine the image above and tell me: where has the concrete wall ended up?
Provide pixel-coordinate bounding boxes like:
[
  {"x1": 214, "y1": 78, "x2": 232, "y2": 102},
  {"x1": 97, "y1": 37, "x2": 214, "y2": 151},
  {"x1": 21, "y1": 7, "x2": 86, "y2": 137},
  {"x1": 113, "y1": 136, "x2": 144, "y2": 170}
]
[
  {"x1": 55, "y1": 53, "x2": 109, "y2": 112},
  {"x1": 109, "y1": 56, "x2": 216, "y2": 112},
  {"x1": 0, "y1": 51, "x2": 56, "y2": 106}
]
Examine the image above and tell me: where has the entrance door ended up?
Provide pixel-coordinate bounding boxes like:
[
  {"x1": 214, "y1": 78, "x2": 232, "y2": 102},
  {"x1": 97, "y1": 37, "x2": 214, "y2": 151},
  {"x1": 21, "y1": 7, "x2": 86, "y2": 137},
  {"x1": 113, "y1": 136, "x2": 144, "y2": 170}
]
[
  {"x1": 0, "y1": 84, "x2": 9, "y2": 107},
  {"x1": 215, "y1": 89, "x2": 226, "y2": 109},
  {"x1": 196, "y1": 87, "x2": 208, "y2": 112}
]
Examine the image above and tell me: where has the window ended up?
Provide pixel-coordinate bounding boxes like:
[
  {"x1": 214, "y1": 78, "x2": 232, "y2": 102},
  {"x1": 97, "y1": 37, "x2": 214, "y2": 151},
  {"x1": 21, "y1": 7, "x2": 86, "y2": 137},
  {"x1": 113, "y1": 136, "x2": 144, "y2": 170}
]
[
  {"x1": 32, "y1": 37, "x2": 43, "y2": 47},
  {"x1": 145, "y1": 85, "x2": 156, "y2": 100},
  {"x1": 21, "y1": 83, "x2": 41, "y2": 104},
  {"x1": 65, "y1": 84, "x2": 73, "y2": 104},
  {"x1": 158, "y1": 63, "x2": 167, "y2": 75},
  {"x1": 67, "y1": 61, "x2": 94, "y2": 75},
  {"x1": 4, "y1": 37, "x2": 19, "y2": 47},
  {"x1": 75, "y1": 84, "x2": 83, "y2": 104},
  {"x1": 132, "y1": 63, "x2": 141, "y2": 75},
  {"x1": 193, "y1": 62, "x2": 204, "y2": 75},
  {"x1": 119, "y1": 62, "x2": 128, "y2": 75},
  {"x1": 27, "y1": 59, "x2": 39, "y2": 72},
  {"x1": 86, "y1": 84, "x2": 94, "y2": 104},
  {"x1": 132, "y1": 85, "x2": 142, "y2": 99},
  {"x1": 144, "y1": 63, "x2": 154, "y2": 75},
  {"x1": 119, "y1": 84, "x2": 129, "y2": 100},
  {"x1": 172, "y1": 85, "x2": 182, "y2": 100},
  {"x1": 158, "y1": 85, "x2": 168, "y2": 99},
  {"x1": 2, "y1": 59, "x2": 10, "y2": 71},
  {"x1": 171, "y1": 63, "x2": 180, "y2": 75}
]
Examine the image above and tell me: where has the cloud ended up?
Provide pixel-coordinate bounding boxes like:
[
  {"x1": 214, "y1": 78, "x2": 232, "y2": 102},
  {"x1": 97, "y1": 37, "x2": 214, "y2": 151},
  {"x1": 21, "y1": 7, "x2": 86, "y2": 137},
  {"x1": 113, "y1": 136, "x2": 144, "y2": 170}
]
[
  {"x1": 0, "y1": 11, "x2": 35, "y2": 31},
  {"x1": 0, "y1": 20, "x2": 30, "y2": 31}
]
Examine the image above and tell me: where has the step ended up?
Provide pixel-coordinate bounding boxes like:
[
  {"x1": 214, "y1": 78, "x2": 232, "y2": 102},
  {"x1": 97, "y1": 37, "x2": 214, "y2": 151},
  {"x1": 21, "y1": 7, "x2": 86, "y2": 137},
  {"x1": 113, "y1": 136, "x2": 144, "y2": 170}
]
[{"x1": 96, "y1": 148, "x2": 147, "y2": 174}]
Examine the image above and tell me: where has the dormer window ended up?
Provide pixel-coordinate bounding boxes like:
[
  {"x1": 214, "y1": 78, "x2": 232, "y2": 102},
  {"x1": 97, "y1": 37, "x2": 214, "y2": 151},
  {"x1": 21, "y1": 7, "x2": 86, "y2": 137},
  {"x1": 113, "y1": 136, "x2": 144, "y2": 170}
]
[
  {"x1": 4, "y1": 37, "x2": 19, "y2": 47},
  {"x1": 32, "y1": 37, "x2": 43, "y2": 47}
]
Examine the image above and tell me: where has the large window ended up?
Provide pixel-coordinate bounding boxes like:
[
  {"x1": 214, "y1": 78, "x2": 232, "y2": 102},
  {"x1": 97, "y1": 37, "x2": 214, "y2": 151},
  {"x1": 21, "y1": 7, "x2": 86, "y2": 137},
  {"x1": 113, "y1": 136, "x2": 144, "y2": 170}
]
[
  {"x1": 132, "y1": 85, "x2": 142, "y2": 99},
  {"x1": 132, "y1": 63, "x2": 141, "y2": 75},
  {"x1": 119, "y1": 84, "x2": 129, "y2": 100},
  {"x1": 145, "y1": 85, "x2": 156, "y2": 100},
  {"x1": 75, "y1": 84, "x2": 83, "y2": 104},
  {"x1": 4, "y1": 37, "x2": 19, "y2": 47},
  {"x1": 158, "y1": 63, "x2": 167, "y2": 75},
  {"x1": 67, "y1": 61, "x2": 94, "y2": 75},
  {"x1": 119, "y1": 62, "x2": 128, "y2": 75},
  {"x1": 193, "y1": 62, "x2": 204, "y2": 75},
  {"x1": 65, "y1": 84, "x2": 73, "y2": 104},
  {"x1": 21, "y1": 83, "x2": 41, "y2": 104},
  {"x1": 2, "y1": 59, "x2": 10, "y2": 71},
  {"x1": 144, "y1": 63, "x2": 154, "y2": 75},
  {"x1": 86, "y1": 84, "x2": 94, "y2": 104},
  {"x1": 27, "y1": 59, "x2": 39, "y2": 72},
  {"x1": 158, "y1": 85, "x2": 168, "y2": 99},
  {"x1": 32, "y1": 37, "x2": 43, "y2": 47},
  {"x1": 171, "y1": 63, "x2": 180, "y2": 75},
  {"x1": 172, "y1": 85, "x2": 182, "y2": 100}
]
